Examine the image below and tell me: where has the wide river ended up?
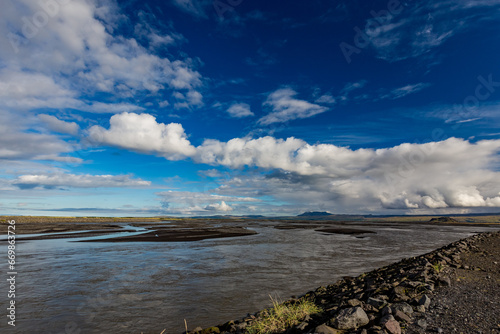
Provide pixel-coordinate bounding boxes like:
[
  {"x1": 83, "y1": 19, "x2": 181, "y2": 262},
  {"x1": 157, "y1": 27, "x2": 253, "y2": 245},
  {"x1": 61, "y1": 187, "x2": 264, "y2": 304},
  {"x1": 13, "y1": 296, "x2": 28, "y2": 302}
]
[{"x1": 3, "y1": 221, "x2": 499, "y2": 333}]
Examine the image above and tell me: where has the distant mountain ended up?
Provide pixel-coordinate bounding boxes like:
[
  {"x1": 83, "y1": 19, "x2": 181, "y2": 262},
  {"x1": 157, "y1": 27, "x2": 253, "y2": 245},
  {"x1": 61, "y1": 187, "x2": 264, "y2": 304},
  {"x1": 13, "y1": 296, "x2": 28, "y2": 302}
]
[{"x1": 297, "y1": 211, "x2": 334, "y2": 217}]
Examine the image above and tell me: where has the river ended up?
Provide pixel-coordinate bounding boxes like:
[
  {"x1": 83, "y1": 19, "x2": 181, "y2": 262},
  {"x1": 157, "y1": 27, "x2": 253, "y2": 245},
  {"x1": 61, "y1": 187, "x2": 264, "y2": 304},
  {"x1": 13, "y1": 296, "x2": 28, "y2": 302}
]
[{"x1": 3, "y1": 221, "x2": 498, "y2": 333}]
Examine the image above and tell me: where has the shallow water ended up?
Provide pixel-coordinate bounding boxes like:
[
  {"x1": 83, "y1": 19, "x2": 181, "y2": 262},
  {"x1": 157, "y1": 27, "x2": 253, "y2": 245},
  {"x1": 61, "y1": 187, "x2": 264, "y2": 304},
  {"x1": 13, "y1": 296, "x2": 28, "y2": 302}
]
[{"x1": 3, "y1": 222, "x2": 498, "y2": 333}]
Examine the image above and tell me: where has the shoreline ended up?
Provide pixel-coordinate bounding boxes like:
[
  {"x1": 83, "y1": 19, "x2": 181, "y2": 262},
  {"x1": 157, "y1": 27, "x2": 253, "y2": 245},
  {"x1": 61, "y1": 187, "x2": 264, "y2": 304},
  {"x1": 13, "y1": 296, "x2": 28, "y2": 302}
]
[{"x1": 189, "y1": 231, "x2": 500, "y2": 334}]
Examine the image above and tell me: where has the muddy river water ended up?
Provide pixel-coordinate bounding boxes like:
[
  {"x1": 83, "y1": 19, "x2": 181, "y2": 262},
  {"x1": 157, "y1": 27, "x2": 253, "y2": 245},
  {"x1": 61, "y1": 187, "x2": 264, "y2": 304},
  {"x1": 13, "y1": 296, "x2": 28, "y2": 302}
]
[{"x1": 3, "y1": 221, "x2": 498, "y2": 333}]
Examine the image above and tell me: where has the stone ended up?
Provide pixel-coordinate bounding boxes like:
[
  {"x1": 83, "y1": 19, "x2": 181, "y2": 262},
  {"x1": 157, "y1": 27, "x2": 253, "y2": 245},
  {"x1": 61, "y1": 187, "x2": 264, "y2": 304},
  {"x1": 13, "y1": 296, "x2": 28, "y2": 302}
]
[
  {"x1": 314, "y1": 324, "x2": 340, "y2": 334},
  {"x1": 192, "y1": 327, "x2": 203, "y2": 333},
  {"x1": 332, "y1": 306, "x2": 369, "y2": 330},
  {"x1": 235, "y1": 322, "x2": 247, "y2": 331},
  {"x1": 200, "y1": 327, "x2": 220, "y2": 334},
  {"x1": 392, "y1": 286, "x2": 407, "y2": 297},
  {"x1": 393, "y1": 310, "x2": 411, "y2": 323},
  {"x1": 415, "y1": 318, "x2": 427, "y2": 329},
  {"x1": 418, "y1": 295, "x2": 431, "y2": 309},
  {"x1": 384, "y1": 319, "x2": 402, "y2": 334},
  {"x1": 379, "y1": 314, "x2": 395, "y2": 325},
  {"x1": 381, "y1": 306, "x2": 392, "y2": 316},
  {"x1": 347, "y1": 299, "x2": 363, "y2": 307},
  {"x1": 391, "y1": 302, "x2": 413, "y2": 315},
  {"x1": 415, "y1": 305, "x2": 426, "y2": 313},
  {"x1": 361, "y1": 303, "x2": 379, "y2": 313},
  {"x1": 367, "y1": 297, "x2": 386, "y2": 309},
  {"x1": 437, "y1": 276, "x2": 451, "y2": 286},
  {"x1": 296, "y1": 321, "x2": 308, "y2": 331}
]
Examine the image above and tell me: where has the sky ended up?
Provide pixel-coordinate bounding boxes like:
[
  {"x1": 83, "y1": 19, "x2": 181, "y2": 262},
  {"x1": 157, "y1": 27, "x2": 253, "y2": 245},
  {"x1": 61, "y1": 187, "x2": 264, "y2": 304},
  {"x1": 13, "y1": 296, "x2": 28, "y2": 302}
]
[{"x1": 1, "y1": 0, "x2": 500, "y2": 217}]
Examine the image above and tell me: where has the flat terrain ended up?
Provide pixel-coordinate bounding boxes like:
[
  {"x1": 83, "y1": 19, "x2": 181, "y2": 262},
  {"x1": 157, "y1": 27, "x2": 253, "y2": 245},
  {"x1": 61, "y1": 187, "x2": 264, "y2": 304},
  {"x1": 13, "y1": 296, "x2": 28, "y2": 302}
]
[{"x1": 1, "y1": 215, "x2": 499, "y2": 243}]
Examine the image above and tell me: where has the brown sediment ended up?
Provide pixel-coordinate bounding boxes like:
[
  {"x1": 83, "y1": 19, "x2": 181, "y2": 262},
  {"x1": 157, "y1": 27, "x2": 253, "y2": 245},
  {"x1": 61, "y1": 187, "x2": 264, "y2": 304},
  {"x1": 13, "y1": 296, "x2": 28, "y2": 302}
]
[
  {"x1": 316, "y1": 228, "x2": 376, "y2": 235},
  {"x1": 79, "y1": 227, "x2": 258, "y2": 242},
  {"x1": 16, "y1": 229, "x2": 135, "y2": 241}
]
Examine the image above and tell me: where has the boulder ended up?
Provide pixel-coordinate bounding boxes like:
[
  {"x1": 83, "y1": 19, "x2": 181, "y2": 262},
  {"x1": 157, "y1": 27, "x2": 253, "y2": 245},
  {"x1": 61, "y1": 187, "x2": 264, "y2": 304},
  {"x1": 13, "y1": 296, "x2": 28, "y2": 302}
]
[
  {"x1": 391, "y1": 302, "x2": 413, "y2": 315},
  {"x1": 393, "y1": 310, "x2": 411, "y2": 323},
  {"x1": 332, "y1": 306, "x2": 369, "y2": 330},
  {"x1": 437, "y1": 276, "x2": 451, "y2": 286},
  {"x1": 415, "y1": 318, "x2": 428, "y2": 329},
  {"x1": 418, "y1": 295, "x2": 431, "y2": 309},
  {"x1": 347, "y1": 299, "x2": 363, "y2": 307},
  {"x1": 314, "y1": 324, "x2": 341, "y2": 334},
  {"x1": 384, "y1": 319, "x2": 402, "y2": 334}
]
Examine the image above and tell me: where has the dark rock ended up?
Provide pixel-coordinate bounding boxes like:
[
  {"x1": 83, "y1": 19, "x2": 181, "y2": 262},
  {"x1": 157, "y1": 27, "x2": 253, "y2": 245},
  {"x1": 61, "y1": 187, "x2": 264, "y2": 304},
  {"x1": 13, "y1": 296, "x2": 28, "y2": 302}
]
[
  {"x1": 418, "y1": 295, "x2": 431, "y2": 309},
  {"x1": 381, "y1": 306, "x2": 392, "y2": 316},
  {"x1": 219, "y1": 321, "x2": 235, "y2": 332},
  {"x1": 437, "y1": 276, "x2": 451, "y2": 286},
  {"x1": 331, "y1": 306, "x2": 369, "y2": 330},
  {"x1": 200, "y1": 327, "x2": 220, "y2": 334}
]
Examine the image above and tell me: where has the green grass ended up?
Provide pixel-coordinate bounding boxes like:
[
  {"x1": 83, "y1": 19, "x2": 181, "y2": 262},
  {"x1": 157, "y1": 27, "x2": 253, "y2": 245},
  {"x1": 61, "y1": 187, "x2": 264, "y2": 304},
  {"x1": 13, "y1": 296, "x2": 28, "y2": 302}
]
[
  {"x1": 245, "y1": 296, "x2": 321, "y2": 334},
  {"x1": 431, "y1": 262, "x2": 444, "y2": 273}
]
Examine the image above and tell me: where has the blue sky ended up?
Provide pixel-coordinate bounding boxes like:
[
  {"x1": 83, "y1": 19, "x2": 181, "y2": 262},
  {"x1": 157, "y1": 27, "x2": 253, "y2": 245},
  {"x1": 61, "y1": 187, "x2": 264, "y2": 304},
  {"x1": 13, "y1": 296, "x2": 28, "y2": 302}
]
[{"x1": 1, "y1": 0, "x2": 500, "y2": 216}]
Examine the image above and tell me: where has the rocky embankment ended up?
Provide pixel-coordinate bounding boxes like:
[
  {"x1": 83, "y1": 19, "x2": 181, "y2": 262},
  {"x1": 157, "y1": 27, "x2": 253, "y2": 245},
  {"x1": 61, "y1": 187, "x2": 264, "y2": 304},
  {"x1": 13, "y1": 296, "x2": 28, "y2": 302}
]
[{"x1": 190, "y1": 231, "x2": 500, "y2": 334}]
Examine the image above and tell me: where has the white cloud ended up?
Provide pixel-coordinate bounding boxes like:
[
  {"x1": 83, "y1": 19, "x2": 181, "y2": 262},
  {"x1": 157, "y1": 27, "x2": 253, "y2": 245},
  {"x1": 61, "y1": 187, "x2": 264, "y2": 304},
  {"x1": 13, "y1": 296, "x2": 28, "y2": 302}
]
[
  {"x1": 157, "y1": 190, "x2": 257, "y2": 214},
  {"x1": 227, "y1": 103, "x2": 254, "y2": 118},
  {"x1": 205, "y1": 201, "x2": 233, "y2": 212},
  {"x1": 87, "y1": 112, "x2": 196, "y2": 160},
  {"x1": 383, "y1": 83, "x2": 431, "y2": 100},
  {"x1": 0, "y1": 0, "x2": 203, "y2": 111},
  {"x1": 158, "y1": 191, "x2": 259, "y2": 204},
  {"x1": 13, "y1": 173, "x2": 151, "y2": 189},
  {"x1": 199, "y1": 137, "x2": 500, "y2": 212},
  {"x1": 171, "y1": 0, "x2": 213, "y2": 18},
  {"x1": 0, "y1": 110, "x2": 76, "y2": 161},
  {"x1": 258, "y1": 88, "x2": 329, "y2": 125},
  {"x1": 315, "y1": 94, "x2": 336, "y2": 105},
  {"x1": 362, "y1": 0, "x2": 500, "y2": 62},
  {"x1": 38, "y1": 114, "x2": 80, "y2": 135}
]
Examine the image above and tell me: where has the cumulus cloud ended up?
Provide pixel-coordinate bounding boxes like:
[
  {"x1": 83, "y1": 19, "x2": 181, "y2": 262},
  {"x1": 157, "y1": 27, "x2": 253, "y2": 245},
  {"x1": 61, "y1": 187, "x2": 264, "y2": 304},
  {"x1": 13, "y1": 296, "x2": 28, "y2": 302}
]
[
  {"x1": 88, "y1": 112, "x2": 196, "y2": 160},
  {"x1": 205, "y1": 201, "x2": 233, "y2": 212},
  {"x1": 85, "y1": 109, "x2": 500, "y2": 212},
  {"x1": 198, "y1": 136, "x2": 500, "y2": 212},
  {"x1": 227, "y1": 103, "x2": 254, "y2": 118},
  {"x1": 258, "y1": 88, "x2": 329, "y2": 125},
  {"x1": 38, "y1": 114, "x2": 80, "y2": 135},
  {"x1": 157, "y1": 190, "x2": 257, "y2": 214},
  {"x1": 13, "y1": 173, "x2": 151, "y2": 189}
]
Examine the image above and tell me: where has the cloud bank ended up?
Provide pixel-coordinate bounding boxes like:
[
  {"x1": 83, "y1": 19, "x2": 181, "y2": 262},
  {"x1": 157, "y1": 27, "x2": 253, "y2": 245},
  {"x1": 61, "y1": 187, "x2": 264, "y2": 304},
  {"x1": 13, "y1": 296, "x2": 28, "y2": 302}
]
[{"x1": 87, "y1": 112, "x2": 500, "y2": 212}]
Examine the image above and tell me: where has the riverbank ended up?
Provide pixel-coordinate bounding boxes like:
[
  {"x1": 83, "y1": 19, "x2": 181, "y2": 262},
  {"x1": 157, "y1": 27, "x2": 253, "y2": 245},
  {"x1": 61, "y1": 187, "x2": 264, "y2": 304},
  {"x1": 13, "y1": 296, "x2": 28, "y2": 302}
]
[{"x1": 189, "y1": 231, "x2": 499, "y2": 334}]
